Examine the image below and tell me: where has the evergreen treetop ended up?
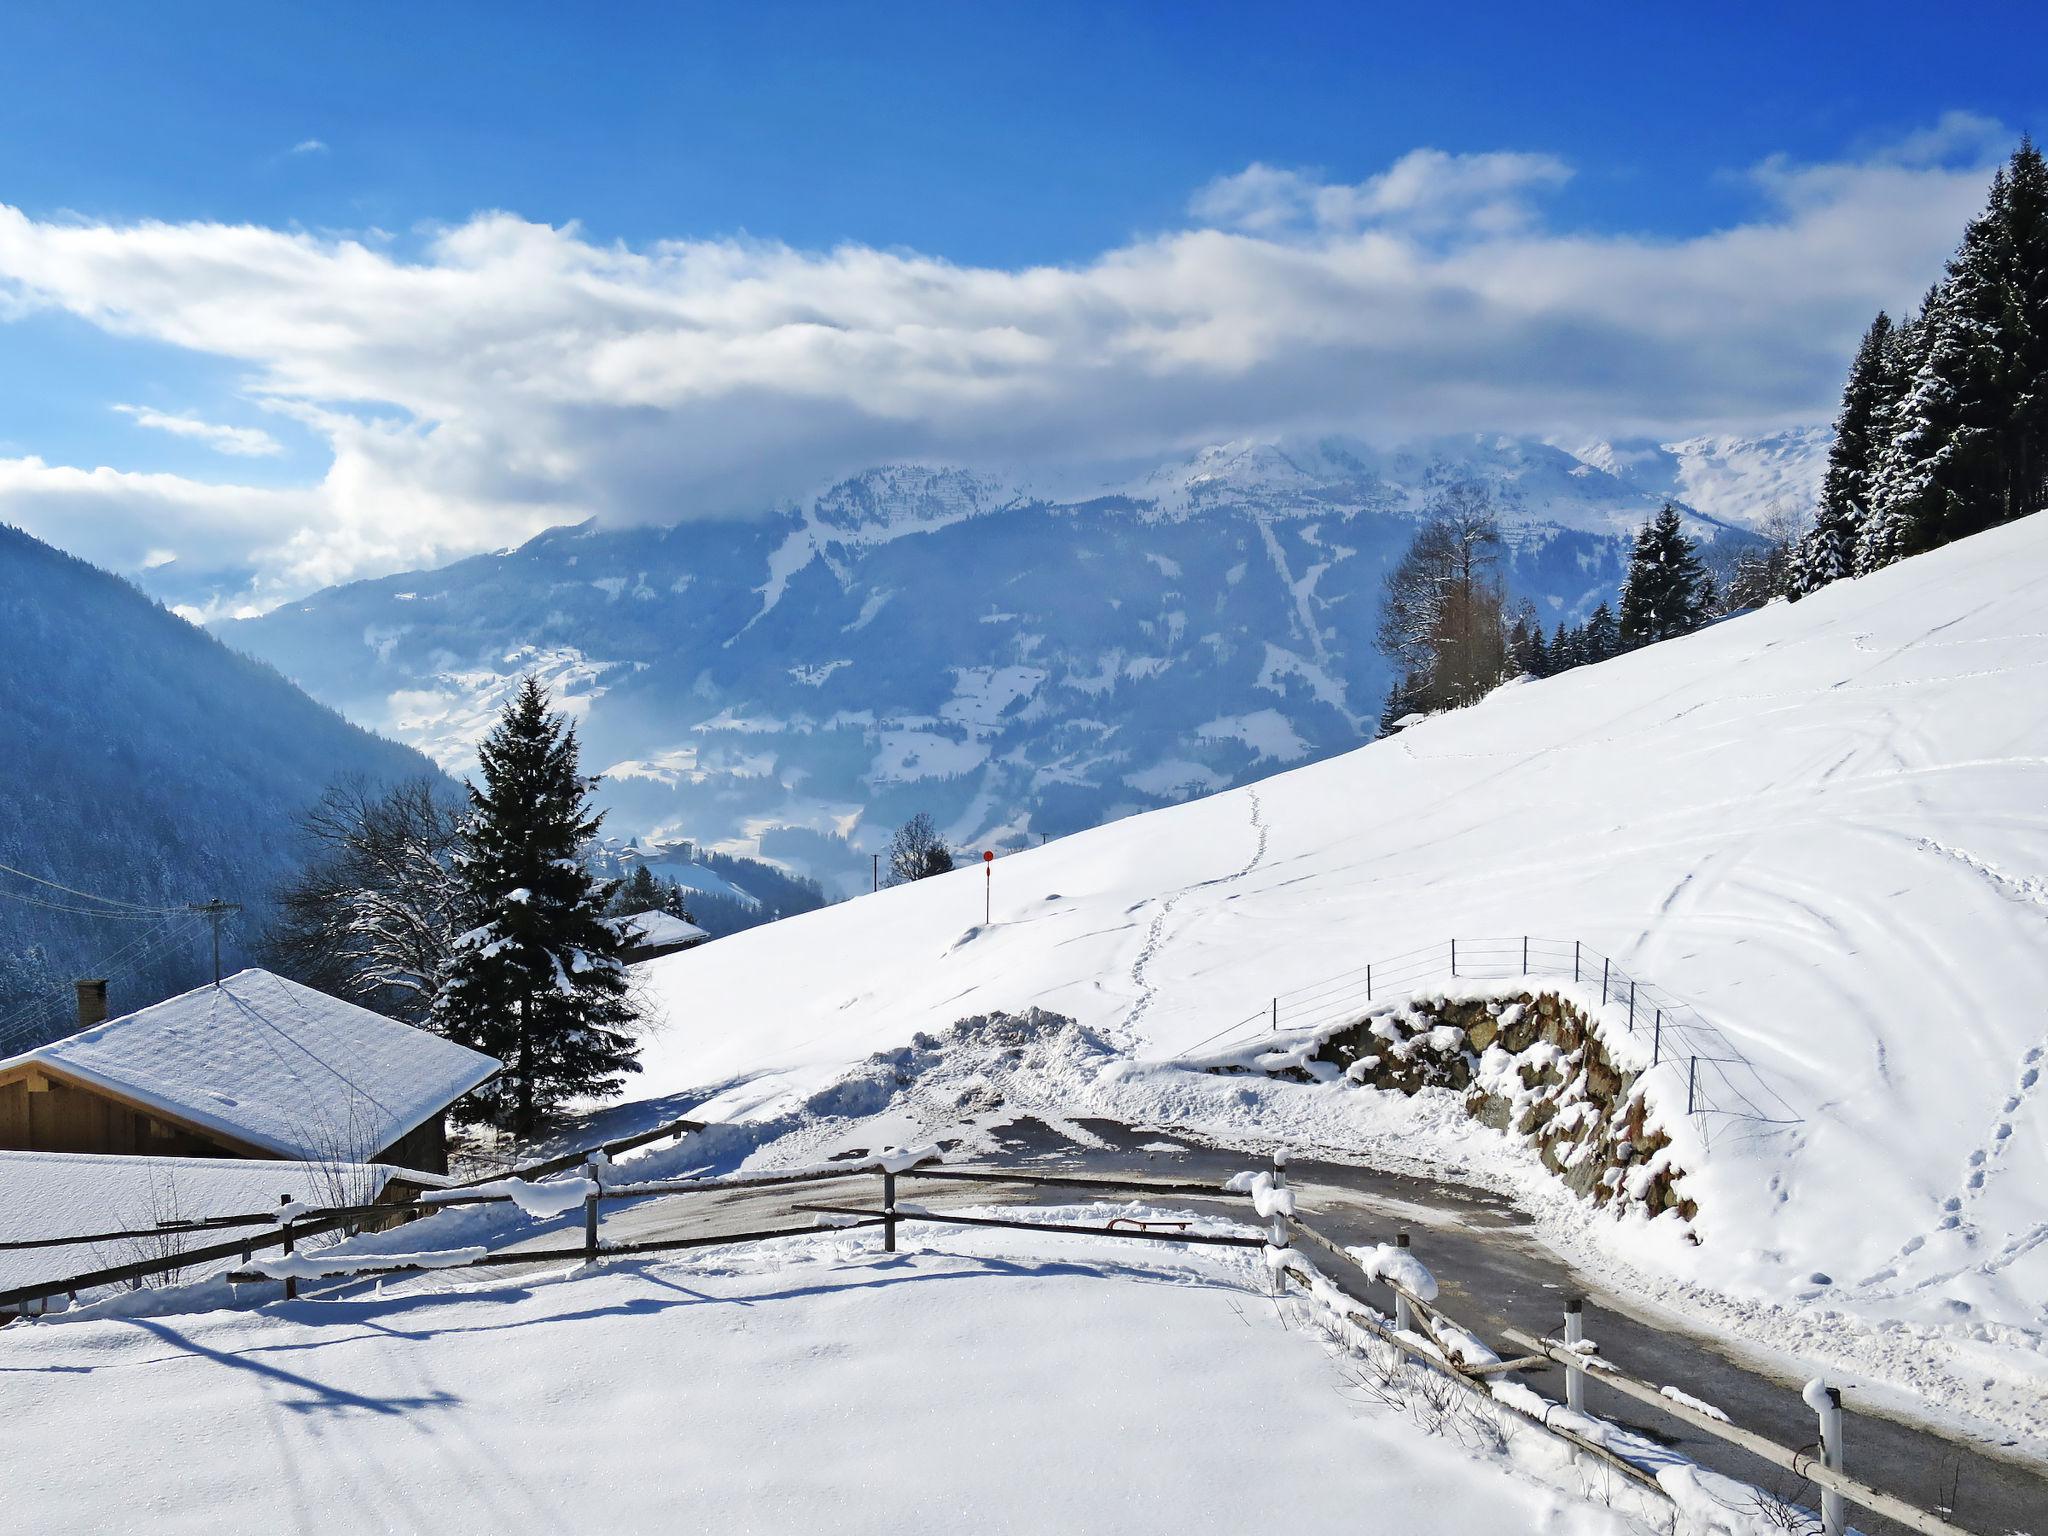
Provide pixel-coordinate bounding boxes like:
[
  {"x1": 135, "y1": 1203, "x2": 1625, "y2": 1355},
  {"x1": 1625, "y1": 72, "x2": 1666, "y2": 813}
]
[{"x1": 1618, "y1": 505, "x2": 1714, "y2": 648}]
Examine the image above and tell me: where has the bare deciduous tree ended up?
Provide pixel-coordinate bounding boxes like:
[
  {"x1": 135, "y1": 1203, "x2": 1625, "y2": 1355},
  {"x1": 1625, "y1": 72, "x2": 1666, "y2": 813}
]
[
  {"x1": 263, "y1": 775, "x2": 466, "y2": 1025},
  {"x1": 1375, "y1": 483, "x2": 1512, "y2": 723},
  {"x1": 887, "y1": 813, "x2": 953, "y2": 886}
]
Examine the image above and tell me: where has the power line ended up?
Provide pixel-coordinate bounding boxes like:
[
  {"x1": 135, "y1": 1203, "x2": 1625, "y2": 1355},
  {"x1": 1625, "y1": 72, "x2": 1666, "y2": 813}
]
[
  {"x1": 0, "y1": 889, "x2": 167, "y2": 921},
  {"x1": 0, "y1": 860, "x2": 186, "y2": 916}
]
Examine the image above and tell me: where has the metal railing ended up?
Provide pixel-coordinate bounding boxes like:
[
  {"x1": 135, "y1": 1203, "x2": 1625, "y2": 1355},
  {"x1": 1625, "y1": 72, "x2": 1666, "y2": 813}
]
[{"x1": 1176, "y1": 936, "x2": 1801, "y2": 1137}]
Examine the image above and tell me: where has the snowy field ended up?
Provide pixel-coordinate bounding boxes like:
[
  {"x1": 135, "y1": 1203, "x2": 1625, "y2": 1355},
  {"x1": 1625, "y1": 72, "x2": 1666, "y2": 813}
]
[
  {"x1": 622, "y1": 515, "x2": 2048, "y2": 1449},
  {"x1": 4, "y1": 1219, "x2": 1663, "y2": 1536}
]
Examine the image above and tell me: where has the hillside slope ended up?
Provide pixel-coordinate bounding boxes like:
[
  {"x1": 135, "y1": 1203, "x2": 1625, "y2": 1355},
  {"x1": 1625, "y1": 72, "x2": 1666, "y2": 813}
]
[
  {"x1": 625, "y1": 512, "x2": 2048, "y2": 1441},
  {"x1": 0, "y1": 524, "x2": 440, "y2": 1042}
]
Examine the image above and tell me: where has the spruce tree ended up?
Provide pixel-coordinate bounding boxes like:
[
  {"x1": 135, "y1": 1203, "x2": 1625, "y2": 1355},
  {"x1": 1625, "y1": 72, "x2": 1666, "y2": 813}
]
[
  {"x1": 1797, "y1": 313, "x2": 1893, "y2": 596},
  {"x1": 1581, "y1": 602, "x2": 1620, "y2": 663},
  {"x1": 611, "y1": 863, "x2": 663, "y2": 915},
  {"x1": 1996, "y1": 137, "x2": 2048, "y2": 521},
  {"x1": 1549, "y1": 621, "x2": 1580, "y2": 673},
  {"x1": 433, "y1": 678, "x2": 639, "y2": 1134},
  {"x1": 1618, "y1": 505, "x2": 1714, "y2": 648}
]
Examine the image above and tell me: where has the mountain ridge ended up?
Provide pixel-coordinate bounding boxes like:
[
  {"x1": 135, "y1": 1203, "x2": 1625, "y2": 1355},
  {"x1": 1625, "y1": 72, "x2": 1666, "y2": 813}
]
[{"x1": 221, "y1": 430, "x2": 1822, "y2": 894}]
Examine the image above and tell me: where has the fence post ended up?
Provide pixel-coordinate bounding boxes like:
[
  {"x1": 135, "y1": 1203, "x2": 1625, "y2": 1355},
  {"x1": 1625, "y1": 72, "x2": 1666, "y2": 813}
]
[
  {"x1": 1271, "y1": 997, "x2": 1277, "y2": 1034},
  {"x1": 882, "y1": 1169, "x2": 898, "y2": 1253},
  {"x1": 1652, "y1": 1010, "x2": 1662, "y2": 1066},
  {"x1": 1269, "y1": 1153, "x2": 1291, "y2": 1290},
  {"x1": 1687, "y1": 1056, "x2": 1698, "y2": 1115},
  {"x1": 1573, "y1": 940, "x2": 1580, "y2": 982},
  {"x1": 1366, "y1": 963, "x2": 1373, "y2": 1002},
  {"x1": 1815, "y1": 1386, "x2": 1846, "y2": 1536},
  {"x1": 1600, "y1": 957, "x2": 1609, "y2": 1004},
  {"x1": 583, "y1": 1156, "x2": 600, "y2": 1262},
  {"x1": 1522, "y1": 935, "x2": 1528, "y2": 976},
  {"x1": 1628, "y1": 981, "x2": 1636, "y2": 1033},
  {"x1": 1450, "y1": 939, "x2": 1457, "y2": 977},
  {"x1": 1393, "y1": 1231, "x2": 1415, "y2": 1334},
  {"x1": 279, "y1": 1195, "x2": 297, "y2": 1302},
  {"x1": 1563, "y1": 1297, "x2": 1587, "y2": 1413}
]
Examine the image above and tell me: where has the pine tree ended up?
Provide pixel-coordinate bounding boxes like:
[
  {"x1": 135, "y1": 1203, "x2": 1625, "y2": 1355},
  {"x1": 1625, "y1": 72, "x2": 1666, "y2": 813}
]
[
  {"x1": 432, "y1": 678, "x2": 639, "y2": 1134},
  {"x1": 1618, "y1": 505, "x2": 1714, "y2": 648},
  {"x1": 1858, "y1": 290, "x2": 1944, "y2": 573},
  {"x1": 1796, "y1": 313, "x2": 1893, "y2": 596},
  {"x1": 611, "y1": 863, "x2": 664, "y2": 916},
  {"x1": 1549, "y1": 621, "x2": 1580, "y2": 673},
  {"x1": 659, "y1": 878, "x2": 695, "y2": 923},
  {"x1": 1524, "y1": 623, "x2": 1551, "y2": 678},
  {"x1": 1581, "y1": 602, "x2": 1620, "y2": 663},
  {"x1": 1996, "y1": 137, "x2": 2048, "y2": 522}
]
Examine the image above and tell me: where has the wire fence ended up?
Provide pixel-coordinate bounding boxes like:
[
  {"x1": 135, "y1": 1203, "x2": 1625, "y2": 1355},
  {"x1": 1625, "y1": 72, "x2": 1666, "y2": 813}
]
[{"x1": 1176, "y1": 936, "x2": 1801, "y2": 1137}]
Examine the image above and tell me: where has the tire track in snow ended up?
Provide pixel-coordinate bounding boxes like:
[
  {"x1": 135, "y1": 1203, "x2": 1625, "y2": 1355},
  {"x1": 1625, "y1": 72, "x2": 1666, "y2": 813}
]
[{"x1": 1126, "y1": 789, "x2": 1269, "y2": 1036}]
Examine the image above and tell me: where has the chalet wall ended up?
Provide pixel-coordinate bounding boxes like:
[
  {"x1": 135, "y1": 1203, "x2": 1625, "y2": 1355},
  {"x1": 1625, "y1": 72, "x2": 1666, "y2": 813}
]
[
  {"x1": 373, "y1": 1114, "x2": 448, "y2": 1176},
  {"x1": 0, "y1": 1072, "x2": 242, "y2": 1160}
]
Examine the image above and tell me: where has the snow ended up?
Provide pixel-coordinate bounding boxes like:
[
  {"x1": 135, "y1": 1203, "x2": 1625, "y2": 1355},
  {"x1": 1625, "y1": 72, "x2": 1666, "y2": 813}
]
[
  {"x1": 0, "y1": 1216, "x2": 1654, "y2": 1535},
  {"x1": 0, "y1": 1151, "x2": 425, "y2": 1298},
  {"x1": 429, "y1": 1175, "x2": 596, "y2": 1220},
  {"x1": 1351, "y1": 1242, "x2": 1440, "y2": 1302},
  {"x1": 0, "y1": 970, "x2": 499, "y2": 1164},
  {"x1": 246, "y1": 1244, "x2": 489, "y2": 1280},
  {"x1": 616, "y1": 515, "x2": 2048, "y2": 1451},
  {"x1": 608, "y1": 909, "x2": 710, "y2": 951}
]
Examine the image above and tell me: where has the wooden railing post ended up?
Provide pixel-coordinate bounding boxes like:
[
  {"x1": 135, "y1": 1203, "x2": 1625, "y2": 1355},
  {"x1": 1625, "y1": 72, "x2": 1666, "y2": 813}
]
[
  {"x1": 882, "y1": 1170, "x2": 898, "y2": 1253},
  {"x1": 583, "y1": 1157, "x2": 601, "y2": 1262},
  {"x1": 1563, "y1": 1297, "x2": 1587, "y2": 1413}
]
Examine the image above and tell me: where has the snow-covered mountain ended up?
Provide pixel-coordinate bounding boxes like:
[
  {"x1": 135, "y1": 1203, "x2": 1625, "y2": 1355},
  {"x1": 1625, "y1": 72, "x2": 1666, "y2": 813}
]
[
  {"x1": 0, "y1": 525, "x2": 439, "y2": 1041},
  {"x1": 222, "y1": 432, "x2": 1813, "y2": 893}
]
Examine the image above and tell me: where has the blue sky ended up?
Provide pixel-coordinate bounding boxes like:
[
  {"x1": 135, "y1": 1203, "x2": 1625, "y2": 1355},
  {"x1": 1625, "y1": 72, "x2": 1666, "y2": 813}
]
[{"x1": 0, "y1": 2, "x2": 2042, "y2": 610}]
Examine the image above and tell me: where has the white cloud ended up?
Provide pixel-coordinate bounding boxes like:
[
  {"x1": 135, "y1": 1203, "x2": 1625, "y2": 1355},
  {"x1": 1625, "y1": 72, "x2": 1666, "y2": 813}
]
[
  {"x1": 112, "y1": 404, "x2": 283, "y2": 457},
  {"x1": 1189, "y1": 150, "x2": 1573, "y2": 236},
  {"x1": 0, "y1": 120, "x2": 2010, "y2": 609},
  {"x1": 290, "y1": 138, "x2": 328, "y2": 156}
]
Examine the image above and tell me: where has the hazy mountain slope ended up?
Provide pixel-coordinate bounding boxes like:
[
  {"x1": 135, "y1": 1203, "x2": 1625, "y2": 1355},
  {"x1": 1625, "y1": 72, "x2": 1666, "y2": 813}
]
[
  {"x1": 619, "y1": 512, "x2": 2048, "y2": 1440},
  {"x1": 0, "y1": 524, "x2": 440, "y2": 1043},
  {"x1": 226, "y1": 434, "x2": 1797, "y2": 893}
]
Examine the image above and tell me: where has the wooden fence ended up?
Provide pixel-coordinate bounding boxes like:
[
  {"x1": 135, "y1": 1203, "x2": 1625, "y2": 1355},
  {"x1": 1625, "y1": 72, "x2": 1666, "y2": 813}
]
[{"x1": 1, "y1": 1137, "x2": 1989, "y2": 1535}]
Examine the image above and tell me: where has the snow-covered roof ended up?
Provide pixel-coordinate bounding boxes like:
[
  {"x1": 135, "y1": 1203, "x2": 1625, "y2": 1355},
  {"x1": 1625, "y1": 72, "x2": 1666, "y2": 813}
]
[
  {"x1": 611, "y1": 910, "x2": 709, "y2": 952},
  {"x1": 0, "y1": 970, "x2": 499, "y2": 1162},
  {"x1": 0, "y1": 1150, "x2": 436, "y2": 1297}
]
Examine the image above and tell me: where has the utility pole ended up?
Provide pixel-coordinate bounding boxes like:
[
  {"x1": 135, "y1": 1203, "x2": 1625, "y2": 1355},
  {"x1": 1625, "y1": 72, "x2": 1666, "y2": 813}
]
[{"x1": 187, "y1": 899, "x2": 242, "y2": 987}]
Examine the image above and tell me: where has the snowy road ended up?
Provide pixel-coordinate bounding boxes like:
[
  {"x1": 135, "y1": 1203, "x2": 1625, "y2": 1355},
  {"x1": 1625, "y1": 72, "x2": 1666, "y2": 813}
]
[{"x1": 437, "y1": 1117, "x2": 2047, "y2": 1536}]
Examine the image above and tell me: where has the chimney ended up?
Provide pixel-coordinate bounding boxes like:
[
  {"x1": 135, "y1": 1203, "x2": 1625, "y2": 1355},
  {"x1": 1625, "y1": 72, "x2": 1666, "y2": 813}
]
[{"x1": 74, "y1": 979, "x2": 108, "y2": 1031}]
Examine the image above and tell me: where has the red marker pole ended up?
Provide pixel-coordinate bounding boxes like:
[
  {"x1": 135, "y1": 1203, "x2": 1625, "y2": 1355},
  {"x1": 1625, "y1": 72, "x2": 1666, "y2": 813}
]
[{"x1": 982, "y1": 849, "x2": 994, "y2": 926}]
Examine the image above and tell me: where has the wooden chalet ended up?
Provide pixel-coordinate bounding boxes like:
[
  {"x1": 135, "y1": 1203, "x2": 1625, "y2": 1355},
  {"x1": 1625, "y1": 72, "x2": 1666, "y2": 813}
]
[{"x1": 0, "y1": 969, "x2": 499, "y2": 1175}]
